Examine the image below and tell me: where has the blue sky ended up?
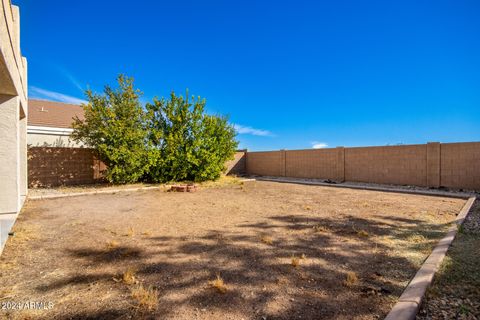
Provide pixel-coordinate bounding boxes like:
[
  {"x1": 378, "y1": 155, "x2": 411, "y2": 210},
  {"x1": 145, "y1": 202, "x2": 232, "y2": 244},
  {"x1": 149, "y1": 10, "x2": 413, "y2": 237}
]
[{"x1": 17, "y1": 0, "x2": 480, "y2": 150}]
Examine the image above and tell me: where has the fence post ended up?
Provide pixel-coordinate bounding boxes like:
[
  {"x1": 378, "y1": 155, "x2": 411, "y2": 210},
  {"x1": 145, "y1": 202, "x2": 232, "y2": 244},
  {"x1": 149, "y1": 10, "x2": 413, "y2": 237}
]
[
  {"x1": 426, "y1": 142, "x2": 441, "y2": 187},
  {"x1": 281, "y1": 149, "x2": 286, "y2": 177},
  {"x1": 336, "y1": 146, "x2": 345, "y2": 182},
  {"x1": 242, "y1": 150, "x2": 248, "y2": 176}
]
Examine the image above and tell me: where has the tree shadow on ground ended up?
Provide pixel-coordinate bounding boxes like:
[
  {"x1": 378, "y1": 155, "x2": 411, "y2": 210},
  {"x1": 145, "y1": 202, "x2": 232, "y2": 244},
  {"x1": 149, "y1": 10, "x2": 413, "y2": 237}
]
[{"x1": 42, "y1": 212, "x2": 451, "y2": 320}]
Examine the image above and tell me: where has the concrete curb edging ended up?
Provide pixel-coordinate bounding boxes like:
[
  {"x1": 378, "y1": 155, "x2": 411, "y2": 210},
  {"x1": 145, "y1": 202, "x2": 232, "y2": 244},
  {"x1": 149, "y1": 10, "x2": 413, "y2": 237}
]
[
  {"x1": 27, "y1": 179, "x2": 258, "y2": 200},
  {"x1": 384, "y1": 196, "x2": 476, "y2": 320},
  {"x1": 254, "y1": 176, "x2": 475, "y2": 199},
  {"x1": 28, "y1": 186, "x2": 165, "y2": 200}
]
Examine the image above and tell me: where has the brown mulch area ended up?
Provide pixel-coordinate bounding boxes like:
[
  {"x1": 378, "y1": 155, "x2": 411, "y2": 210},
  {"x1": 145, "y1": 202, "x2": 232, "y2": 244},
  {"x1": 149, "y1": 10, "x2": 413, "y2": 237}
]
[
  {"x1": 0, "y1": 181, "x2": 465, "y2": 319},
  {"x1": 417, "y1": 200, "x2": 480, "y2": 320}
]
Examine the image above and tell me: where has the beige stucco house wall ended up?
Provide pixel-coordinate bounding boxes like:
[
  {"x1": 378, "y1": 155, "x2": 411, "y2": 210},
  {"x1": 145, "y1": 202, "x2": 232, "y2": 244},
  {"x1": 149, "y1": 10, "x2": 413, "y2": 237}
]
[{"x1": 1, "y1": 0, "x2": 28, "y2": 253}]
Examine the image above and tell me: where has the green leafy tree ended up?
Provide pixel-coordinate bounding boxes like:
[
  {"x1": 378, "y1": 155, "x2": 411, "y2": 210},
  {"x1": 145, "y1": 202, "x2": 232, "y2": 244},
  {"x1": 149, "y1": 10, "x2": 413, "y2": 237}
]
[
  {"x1": 71, "y1": 75, "x2": 150, "y2": 183},
  {"x1": 146, "y1": 91, "x2": 238, "y2": 182},
  {"x1": 192, "y1": 114, "x2": 238, "y2": 181}
]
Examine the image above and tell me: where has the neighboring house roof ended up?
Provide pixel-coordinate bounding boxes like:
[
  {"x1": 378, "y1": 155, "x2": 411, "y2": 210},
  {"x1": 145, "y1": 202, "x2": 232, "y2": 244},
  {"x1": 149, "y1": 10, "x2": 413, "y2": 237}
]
[{"x1": 28, "y1": 99, "x2": 84, "y2": 129}]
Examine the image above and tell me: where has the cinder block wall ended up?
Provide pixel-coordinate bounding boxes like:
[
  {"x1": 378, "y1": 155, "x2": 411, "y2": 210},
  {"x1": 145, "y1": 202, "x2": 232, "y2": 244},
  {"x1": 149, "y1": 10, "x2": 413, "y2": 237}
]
[
  {"x1": 28, "y1": 147, "x2": 105, "y2": 187},
  {"x1": 246, "y1": 151, "x2": 285, "y2": 176},
  {"x1": 345, "y1": 144, "x2": 427, "y2": 186},
  {"x1": 440, "y1": 142, "x2": 480, "y2": 190},
  {"x1": 286, "y1": 148, "x2": 342, "y2": 180},
  {"x1": 28, "y1": 148, "x2": 248, "y2": 187},
  {"x1": 246, "y1": 142, "x2": 480, "y2": 191},
  {"x1": 28, "y1": 142, "x2": 480, "y2": 190},
  {"x1": 225, "y1": 150, "x2": 247, "y2": 175}
]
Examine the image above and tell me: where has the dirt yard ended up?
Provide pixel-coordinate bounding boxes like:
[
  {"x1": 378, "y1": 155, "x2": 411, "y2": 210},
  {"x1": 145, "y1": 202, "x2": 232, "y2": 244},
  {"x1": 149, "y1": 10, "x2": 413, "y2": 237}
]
[{"x1": 0, "y1": 180, "x2": 466, "y2": 320}]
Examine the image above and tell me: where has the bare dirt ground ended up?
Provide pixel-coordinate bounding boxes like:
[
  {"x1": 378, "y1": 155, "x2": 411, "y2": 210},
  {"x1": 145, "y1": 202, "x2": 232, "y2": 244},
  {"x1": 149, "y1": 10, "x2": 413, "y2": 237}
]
[{"x1": 0, "y1": 180, "x2": 466, "y2": 320}]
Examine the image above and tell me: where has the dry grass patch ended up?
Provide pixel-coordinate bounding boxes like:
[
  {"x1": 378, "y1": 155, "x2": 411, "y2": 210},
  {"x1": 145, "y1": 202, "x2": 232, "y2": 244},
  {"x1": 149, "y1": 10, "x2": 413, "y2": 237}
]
[
  {"x1": 125, "y1": 227, "x2": 135, "y2": 237},
  {"x1": 291, "y1": 256, "x2": 301, "y2": 268},
  {"x1": 407, "y1": 233, "x2": 427, "y2": 243},
  {"x1": 357, "y1": 229, "x2": 369, "y2": 238},
  {"x1": 0, "y1": 260, "x2": 17, "y2": 271},
  {"x1": 261, "y1": 235, "x2": 274, "y2": 245},
  {"x1": 291, "y1": 253, "x2": 307, "y2": 268},
  {"x1": 131, "y1": 284, "x2": 159, "y2": 311},
  {"x1": 123, "y1": 268, "x2": 137, "y2": 285},
  {"x1": 209, "y1": 274, "x2": 227, "y2": 293},
  {"x1": 344, "y1": 271, "x2": 359, "y2": 287},
  {"x1": 55, "y1": 182, "x2": 159, "y2": 194},
  {"x1": 200, "y1": 176, "x2": 242, "y2": 189},
  {"x1": 312, "y1": 224, "x2": 331, "y2": 233},
  {"x1": 106, "y1": 240, "x2": 119, "y2": 250},
  {"x1": 406, "y1": 233, "x2": 435, "y2": 253},
  {"x1": 0, "y1": 287, "x2": 15, "y2": 299},
  {"x1": 9, "y1": 225, "x2": 39, "y2": 244}
]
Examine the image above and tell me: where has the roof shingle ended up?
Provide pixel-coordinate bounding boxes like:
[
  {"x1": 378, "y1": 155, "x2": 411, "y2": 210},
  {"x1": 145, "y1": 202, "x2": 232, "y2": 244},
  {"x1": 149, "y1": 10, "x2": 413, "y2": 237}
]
[{"x1": 28, "y1": 99, "x2": 85, "y2": 128}]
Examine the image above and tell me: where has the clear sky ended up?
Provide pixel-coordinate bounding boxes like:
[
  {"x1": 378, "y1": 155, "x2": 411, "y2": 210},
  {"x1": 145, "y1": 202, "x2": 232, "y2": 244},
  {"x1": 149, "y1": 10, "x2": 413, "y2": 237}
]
[{"x1": 17, "y1": 0, "x2": 480, "y2": 151}]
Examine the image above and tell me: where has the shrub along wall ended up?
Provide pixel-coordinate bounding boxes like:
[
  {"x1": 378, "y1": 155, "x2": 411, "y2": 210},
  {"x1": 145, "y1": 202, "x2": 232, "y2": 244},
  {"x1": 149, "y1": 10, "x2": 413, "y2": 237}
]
[
  {"x1": 246, "y1": 142, "x2": 480, "y2": 191},
  {"x1": 28, "y1": 147, "x2": 247, "y2": 187}
]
